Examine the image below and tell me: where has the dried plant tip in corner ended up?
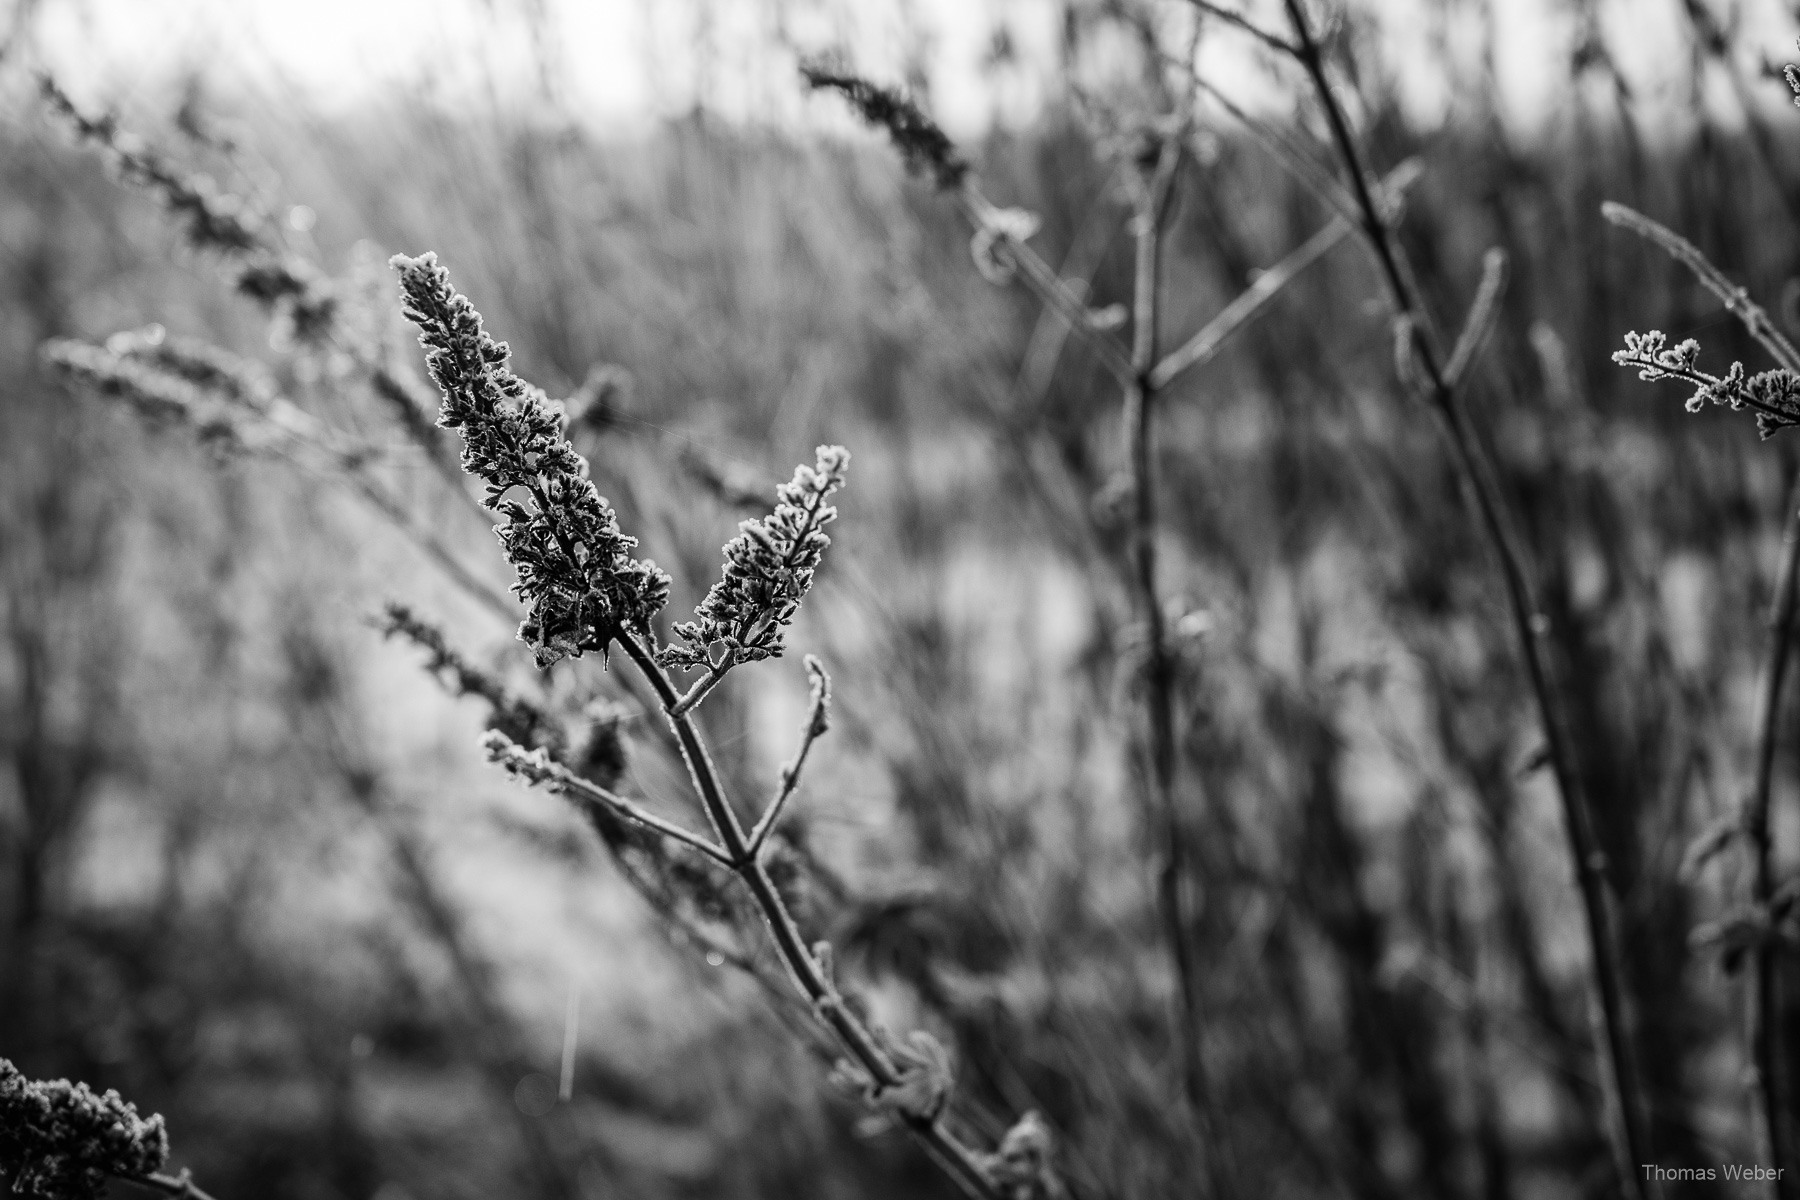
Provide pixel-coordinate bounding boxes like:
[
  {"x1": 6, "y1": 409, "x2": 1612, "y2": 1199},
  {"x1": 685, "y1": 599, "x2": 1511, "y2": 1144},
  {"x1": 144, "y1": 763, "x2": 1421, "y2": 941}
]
[
  {"x1": 799, "y1": 62, "x2": 969, "y2": 191},
  {"x1": 0, "y1": 1058, "x2": 170, "y2": 1200},
  {"x1": 390, "y1": 252, "x2": 670, "y2": 666},
  {"x1": 659, "y1": 446, "x2": 850, "y2": 672}
]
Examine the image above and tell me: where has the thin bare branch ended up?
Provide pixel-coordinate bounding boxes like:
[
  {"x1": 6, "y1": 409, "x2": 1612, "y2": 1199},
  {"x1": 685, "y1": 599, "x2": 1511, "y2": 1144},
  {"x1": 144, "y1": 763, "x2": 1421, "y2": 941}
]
[
  {"x1": 1282, "y1": 3, "x2": 1655, "y2": 1194},
  {"x1": 1608, "y1": 199, "x2": 1800, "y2": 1182},
  {"x1": 1010, "y1": 169, "x2": 1126, "y2": 411},
  {"x1": 958, "y1": 188, "x2": 1136, "y2": 384},
  {"x1": 669, "y1": 662, "x2": 730, "y2": 717},
  {"x1": 1185, "y1": 0, "x2": 1301, "y2": 55},
  {"x1": 1122, "y1": 132, "x2": 1230, "y2": 1196},
  {"x1": 746, "y1": 655, "x2": 832, "y2": 860},
  {"x1": 1603, "y1": 201, "x2": 1800, "y2": 373},
  {"x1": 1445, "y1": 248, "x2": 1509, "y2": 387},
  {"x1": 1186, "y1": 72, "x2": 1365, "y2": 231},
  {"x1": 1151, "y1": 214, "x2": 1349, "y2": 390},
  {"x1": 610, "y1": 629, "x2": 1004, "y2": 1200},
  {"x1": 128, "y1": 1172, "x2": 224, "y2": 1200},
  {"x1": 1744, "y1": 478, "x2": 1800, "y2": 1186},
  {"x1": 485, "y1": 732, "x2": 735, "y2": 867}
]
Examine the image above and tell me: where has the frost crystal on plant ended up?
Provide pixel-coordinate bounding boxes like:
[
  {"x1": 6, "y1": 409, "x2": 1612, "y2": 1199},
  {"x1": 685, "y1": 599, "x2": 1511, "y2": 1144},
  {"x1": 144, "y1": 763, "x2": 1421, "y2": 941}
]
[
  {"x1": 391, "y1": 252, "x2": 669, "y2": 666},
  {"x1": 659, "y1": 446, "x2": 850, "y2": 672},
  {"x1": 1612, "y1": 329, "x2": 1800, "y2": 438},
  {"x1": 0, "y1": 1059, "x2": 170, "y2": 1200},
  {"x1": 971, "y1": 207, "x2": 1043, "y2": 286},
  {"x1": 828, "y1": 1028, "x2": 955, "y2": 1125},
  {"x1": 980, "y1": 1111, "x2": 1058, "y2": 1200}
]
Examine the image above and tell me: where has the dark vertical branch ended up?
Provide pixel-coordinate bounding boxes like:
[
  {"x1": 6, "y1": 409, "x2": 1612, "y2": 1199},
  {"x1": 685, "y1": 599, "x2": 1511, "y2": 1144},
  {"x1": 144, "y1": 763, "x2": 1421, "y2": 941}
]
[
  {"x1": 1124, "y1": 136, "x2": 1225, "y2": 1186},
  {"x1": 1278, "y1": 2, "x2": 1655, "y2": 1193},
  {"x1": 1745, "y1": 477, "x2": 1800, "y2": 1194},
  {"x1": 1603, "y1": 197, "x2": 1800, "y2": 1190}
]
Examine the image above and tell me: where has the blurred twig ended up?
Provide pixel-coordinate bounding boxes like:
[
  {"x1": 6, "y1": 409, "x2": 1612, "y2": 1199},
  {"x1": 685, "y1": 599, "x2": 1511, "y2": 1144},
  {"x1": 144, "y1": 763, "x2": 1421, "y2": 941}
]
[
  {"x1": 128, "y1": 1172, "x2": 223, "y2": 1200},
  {"x1": 1744, "y1": 474, "x2": 1800, "y2": 1193},
  {"x1": 1608, "y1": 197, "x2": 1800, "y2": 1192},
  {"x1": 1603, "y1": 202, "x2": 1800, "y2": 370},
  {"x1": 608, "y1": 630, "x2": 1008, "y2": 1199},
  {"x1": 1121, "y1": 132, "x2": 1226, "y2": 1191},
  {"x1": 1274, "y1": 1, "x2": 1656, "y2": 1191}
]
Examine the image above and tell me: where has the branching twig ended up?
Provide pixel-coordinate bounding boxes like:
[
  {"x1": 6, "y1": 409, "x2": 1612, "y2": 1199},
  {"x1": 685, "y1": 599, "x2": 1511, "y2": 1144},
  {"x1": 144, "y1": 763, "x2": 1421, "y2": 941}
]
[
  {"x1": 1278, "y1": 2, "x2": 1656, "y2": 1192},
  {"x1": 484, "y1": 731, "x2": 735, "y2": 867},
  {"x1": 128, "y1": 1172, "x2": 222, "y2": 1200},
  {"x1": 1186, "y1": 71, "x2": 1366, "y2": 232},
  {"x1": 1445, "y1": 248, "x2": 1508, "y2": 387},
  {"x1": 1603, "y1": 202, "x2": 1800, "y2": 371},
  {"x1": 1123, "y1": 133, "x2": 1229, "y2": 1190},
  {"x1": 746, "y1": 655, "x2": 831, "y2": 860},
  {"x1": 390, "y1": 252, "x2": 1021, "y2": 1200},
  {"x1": 1151, "y1": 215, "x2": 1349, "y2": 388},
  {"x1": 959, "y1": 190, "x2": 1137, "y2": 383},
  {"x1": 1608, "y1": 197, "x2": 1800, "y2": 1192},
  {"x1": 799, "y1": 65, "x2": 1134, "y2": 383},
  {"x1": 1745, "y1": 475, "x2": 1800, "y2": 1189},
  {"x1": 611, "y1": 629, "x2": 1005, "y2": 1200},
  {"x1": 669, "y1": 664, "x2": 729, "y2": 717},
  {"x1": 1184, "y1": 0, "x2": 1301, "y2": 56}
]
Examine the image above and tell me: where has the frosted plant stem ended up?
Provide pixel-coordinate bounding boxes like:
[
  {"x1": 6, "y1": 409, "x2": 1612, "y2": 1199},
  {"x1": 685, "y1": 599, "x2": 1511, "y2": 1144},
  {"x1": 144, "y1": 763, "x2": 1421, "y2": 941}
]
[
  {"x1": 746, "y1": 667, "x2": 829, "y2": 859},
  {"x1": 1280, "y1": 3, "x2": 1655, "y2": 1195},
  {"x1": 128, "y1": 1173, "x2": 223, "y2": 1200},
  {"x1": 611, "y1": 630, "x2": 1004, "y2": 1200},
  {"x1": 1602, "y1": 203, "x2": 1800, "y2": 372},
  {"x1": 1607, "y1": 197, "x2": 1800, "y2": 1196}
]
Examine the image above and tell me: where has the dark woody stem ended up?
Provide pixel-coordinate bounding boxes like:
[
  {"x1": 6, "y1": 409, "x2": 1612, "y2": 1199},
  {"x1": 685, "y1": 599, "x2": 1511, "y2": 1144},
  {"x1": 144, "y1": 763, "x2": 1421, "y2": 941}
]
[{"x1": 610, "y1": 628, "x2": 1005, "y2": 1200}]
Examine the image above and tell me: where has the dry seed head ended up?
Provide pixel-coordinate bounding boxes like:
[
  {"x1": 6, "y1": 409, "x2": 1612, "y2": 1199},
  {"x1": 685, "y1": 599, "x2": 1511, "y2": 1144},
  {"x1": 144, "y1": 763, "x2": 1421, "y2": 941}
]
[
  {"x1": 659, "y1": 446, "x2": 850, "y2": 672},
  {"x1": 391, "y1": 252, "x2": 669, "y2": 665},
  {"x1": 0, "y1": 1059, "x2": 170, "y2": 1200},
  {"x1": 799, "y1": 63, "x2": 969, "y2": 191}
]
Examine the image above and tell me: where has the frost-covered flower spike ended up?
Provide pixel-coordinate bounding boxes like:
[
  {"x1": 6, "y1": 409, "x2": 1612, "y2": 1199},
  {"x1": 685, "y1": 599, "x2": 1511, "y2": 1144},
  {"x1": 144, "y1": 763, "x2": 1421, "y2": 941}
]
[
  {"x1": 0, "y1": 1059, "x2": 172, "y2": 1200},
  {"x1": 390, "y1": 252, "x2": 670, "y2": 666},
  {"x1": 659, "y1": 446, "x2": 850, "y2": 685}
]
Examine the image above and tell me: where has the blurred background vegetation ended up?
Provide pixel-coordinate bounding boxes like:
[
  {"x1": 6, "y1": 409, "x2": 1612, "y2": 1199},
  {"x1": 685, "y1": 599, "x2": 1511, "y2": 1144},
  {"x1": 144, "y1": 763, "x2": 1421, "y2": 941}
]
[{"x1": 8, "y1": 0, "x2": 1800, "y2": 1197}]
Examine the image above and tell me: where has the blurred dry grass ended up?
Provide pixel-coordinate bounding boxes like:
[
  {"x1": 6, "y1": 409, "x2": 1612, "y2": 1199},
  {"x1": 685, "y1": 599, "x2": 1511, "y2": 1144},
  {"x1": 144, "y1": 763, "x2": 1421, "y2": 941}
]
[{"x1": 8, "y1": 4, "x2": 1800, "y2": 1197}]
